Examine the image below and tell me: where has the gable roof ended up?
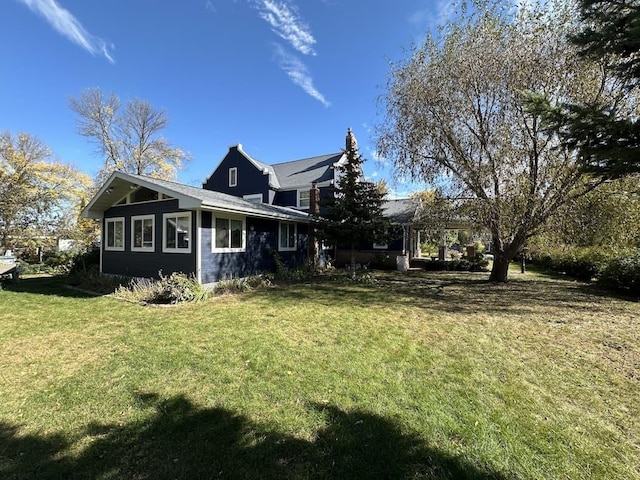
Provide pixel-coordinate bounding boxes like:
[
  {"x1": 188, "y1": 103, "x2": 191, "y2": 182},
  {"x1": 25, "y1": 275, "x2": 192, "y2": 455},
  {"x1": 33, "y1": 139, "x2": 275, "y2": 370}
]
[
  {"x1": 383, "y1": 199, "x2": 420, "y2": 225},
  {"x1": 82, "y1": 171, "x2": 310, "y2": 222},
  {"x1": 271, "y1": 152, "x2": 344, "y2": 189}
]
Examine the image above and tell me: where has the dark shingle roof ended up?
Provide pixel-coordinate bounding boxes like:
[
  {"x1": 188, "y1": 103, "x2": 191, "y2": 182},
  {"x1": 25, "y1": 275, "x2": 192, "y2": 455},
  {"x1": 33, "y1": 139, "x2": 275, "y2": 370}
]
[
  {"x1": 383, "y1": 198, "x2": 420, "y2": 224},
  {"x1": 271, "y1": 153, "x2": 343, "y2": 189},
  {"x1": 83, "y1": 172, "x2": 309, "y2": 222}
]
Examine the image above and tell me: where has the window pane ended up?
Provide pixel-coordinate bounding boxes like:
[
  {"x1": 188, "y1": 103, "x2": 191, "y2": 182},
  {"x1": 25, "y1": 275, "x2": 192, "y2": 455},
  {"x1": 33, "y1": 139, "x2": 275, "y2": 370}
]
[
  {"x1": 288, "y1": 224, "x2": 296, "y2": 248},
  {"x1": 299, "y1": 190, "x2": 310, "y2": 208},
  {"x1": 133, "y1": 219, "x2": 143, "y2": 248},
  {"x1": 107, "y1": 222, "x2": 115, "y2": 247},
  {"x1": 166, "y1": 218, "x2": 177, "y2": 248},
  {"x1": 279, "y1": 223, "x2": 288, "y2": 248},
  {"x1": 114, "y1": 221, "x2": 123, "y2": 247},
  {"x1": 143, "y1": 219, "x2": 153, "y2": 247},
  {"x1": 177, "y1": 216, "x2": 189, "y2": 248},
  {"x1": 216, "y1": 218, "x2": 229, "y2": 248},
  {"x1": 230, "y1": 219, "x2": 242, "y2": 248}
]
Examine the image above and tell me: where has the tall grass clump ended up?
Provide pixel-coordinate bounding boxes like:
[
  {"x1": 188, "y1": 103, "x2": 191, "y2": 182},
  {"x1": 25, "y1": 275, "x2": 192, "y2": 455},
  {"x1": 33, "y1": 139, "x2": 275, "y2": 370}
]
[{"x1": 114, "y1": 272, "x2": 209, "y2": 304}]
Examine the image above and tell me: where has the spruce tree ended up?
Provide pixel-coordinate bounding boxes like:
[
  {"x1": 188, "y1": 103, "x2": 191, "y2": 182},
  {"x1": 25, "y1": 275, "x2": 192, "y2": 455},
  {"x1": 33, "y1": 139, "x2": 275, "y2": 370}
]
[{"x1": 318, "y1": 129, "x2": 389, "y2": 277}]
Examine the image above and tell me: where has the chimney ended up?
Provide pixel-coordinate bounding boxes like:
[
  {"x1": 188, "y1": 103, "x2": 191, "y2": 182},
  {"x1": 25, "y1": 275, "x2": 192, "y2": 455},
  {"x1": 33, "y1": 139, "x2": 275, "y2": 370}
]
[{"x1": 309, "y1": 182, "x2": 320, "y2": 215}]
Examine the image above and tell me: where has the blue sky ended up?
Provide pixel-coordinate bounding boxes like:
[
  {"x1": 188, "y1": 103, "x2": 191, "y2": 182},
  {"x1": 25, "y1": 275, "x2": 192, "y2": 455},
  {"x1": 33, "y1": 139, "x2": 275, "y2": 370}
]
[{"x1": 1, "y1": 0, "x2": 451, "y2": 197}]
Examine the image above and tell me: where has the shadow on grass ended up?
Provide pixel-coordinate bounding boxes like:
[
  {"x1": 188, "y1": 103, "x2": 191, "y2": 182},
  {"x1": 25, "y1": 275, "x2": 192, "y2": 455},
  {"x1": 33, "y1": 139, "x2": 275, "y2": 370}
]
[
  {"x1": 1, "y1": 275, "x2": 99, "y2": 299},
  {"x1": 263, "y1": 270, "x2": 628, "y2": 318},
  {"x1": 1, "y1": 393, "x2": 505, "y2": 480}
]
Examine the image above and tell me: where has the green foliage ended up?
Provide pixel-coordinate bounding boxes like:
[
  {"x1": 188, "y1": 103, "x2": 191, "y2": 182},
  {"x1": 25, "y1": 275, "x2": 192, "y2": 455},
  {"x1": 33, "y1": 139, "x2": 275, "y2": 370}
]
[
  {"x1": 598, "y1": 252, "x2": 640, "y2": 295},
  {"x1": 115, "y1": 272, "x2": 209, "y2": 304},
  {"x1": 530, "y1": 246, "x2": 605, "y2": 281},
  {"x1": 525, "y1": 1, "x2": 640, "y2": 178},
  {"x1": 67, "y1": 268, "x2": 129, "y2": 295},
  {"x1": 0, "y1": 131, "x2": 92, "y2": 249},
  {"x1": 317, "y1": 129, "x2": 390, "y2": 272},
  {"x1": 421, "y1": 256, "x2": 488, "y2": 272},
  {"x1": 271, "y1": 250, "x2": 315, "y2": 281},
  {"x1": 213, "y1": 275, "x2": 272, "y2": 295}
]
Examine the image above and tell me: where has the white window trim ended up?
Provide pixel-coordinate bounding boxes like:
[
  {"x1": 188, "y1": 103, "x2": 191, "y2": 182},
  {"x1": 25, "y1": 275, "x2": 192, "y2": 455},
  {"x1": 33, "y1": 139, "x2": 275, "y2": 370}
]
[
  {"x1": 297, "y1": 189, "x2": 310, "y2": 209},
  {"x1": 229, "y1": 167, "x2": 238, "y2": 187},
  {"x1": 373, "y1": 242, "x2": 389, "y2": 250},
  {"x1": 243, "y1": 193, "x2": 263, "y2": 203},
  {"x1": 105, "y1": 217, "x2": 125, "y2": 251},
  {"x1": 162, "y1": 212, "x2": 192, "y2": 254},
  {"x1": 212, "y1": 215, "x2": 246, "y2": 253},
  {"x1": 278, "y1": 222, "x2": 297, "y2": 252},
  {"x1": 131, "y1": 214, "x2": 155, "y2": 252}
]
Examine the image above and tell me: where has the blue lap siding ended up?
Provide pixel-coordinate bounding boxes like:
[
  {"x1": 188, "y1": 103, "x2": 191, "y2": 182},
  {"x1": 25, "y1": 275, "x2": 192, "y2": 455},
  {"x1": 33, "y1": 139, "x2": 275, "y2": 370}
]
[
  {"x1": 199, "y1": 213, "x2": 308, "y2": 283},
  {"x1": 102, "y1": 199, "x2": 197, "y2": 279}
]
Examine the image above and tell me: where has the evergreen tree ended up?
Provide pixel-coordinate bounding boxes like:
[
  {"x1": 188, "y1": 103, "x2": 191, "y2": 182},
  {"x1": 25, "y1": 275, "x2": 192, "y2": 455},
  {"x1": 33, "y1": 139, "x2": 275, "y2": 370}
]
[
  {"x1": 527, "y1": 0, "x2": 640, "y2": 178},
  {"x1": 318, "y1": 129, "x2": 389, "y2": 276}
]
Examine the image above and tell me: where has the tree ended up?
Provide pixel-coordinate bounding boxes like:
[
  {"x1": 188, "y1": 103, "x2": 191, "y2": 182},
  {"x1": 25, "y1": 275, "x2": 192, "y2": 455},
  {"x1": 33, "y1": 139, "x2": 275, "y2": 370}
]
[
  {"x1": 527, "y1": 0, "x2": 640, "y2": 178},
  {"x1": 0, "y1": 131, "x2": 93, "y2": 251},
  {"x1": 317, "y1": 129, "x2": 390, "y2": 276},
  {"x1": 376, "y1": 0, "x2": 617, "y2": 282},
  {"x1": 70, "y1": 88, "x2": 189, "y2": 184}
]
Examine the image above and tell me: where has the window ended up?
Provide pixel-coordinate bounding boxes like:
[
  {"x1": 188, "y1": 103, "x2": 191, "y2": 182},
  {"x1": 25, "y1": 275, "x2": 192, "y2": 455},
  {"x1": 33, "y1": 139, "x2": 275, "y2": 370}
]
[
  {"x1": 297, "y1": 189, "x2": 310, "y2": 209},
  {"x1": 279, "y1": 222, "x2": 297, "y2": 251},
  {"x1": 229, "y1": 167, "x2": 238, "y2": 187},
  {"x1": 131, "y1": 215, "x2": 154, "y2": 252},
  {"x1": 105, "y1": 218, "x2": 125, "y2": 251},
  {"x1": 373, "y1": 242, "x2": 388, "y2": 249},
  {"x1": 213, "y1": 216, "x2": 245, "y2": 252},
  {"x1": 163, "y1": 212, "x2": 192, "y2": 253}
]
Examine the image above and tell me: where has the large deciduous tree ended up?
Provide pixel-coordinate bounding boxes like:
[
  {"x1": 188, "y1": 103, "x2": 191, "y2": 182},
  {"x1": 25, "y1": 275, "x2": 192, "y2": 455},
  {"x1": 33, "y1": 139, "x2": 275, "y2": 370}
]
[
  {"x1": 376, "y1": 0, "x2": 618, "y2": 282},
  {"x1": 0, "y1": 131, "x2": 93, "y2": 251},
  {"x1": 70, "y1": 88, "x2": 189, "y2": 185},
  {"x1": 317, "y1": 129, "x2": 389, "y2": 276}
]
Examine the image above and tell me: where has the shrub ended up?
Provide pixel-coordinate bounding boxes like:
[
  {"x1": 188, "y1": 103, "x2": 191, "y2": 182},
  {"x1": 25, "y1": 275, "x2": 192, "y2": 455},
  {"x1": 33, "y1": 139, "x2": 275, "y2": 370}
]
[
  {"x1": 529, "y1": 246, "x2": 605, "y2": 281},
  {"x1": 598, "y1": 253, "x2": 640, "y2": 295},
  {"x1": 115, "y1": 272, "x2": 209, "y2": 304},
  {"x1": 67, "y1": 268, "x2": 127, "y2": 294},
  {"x1": 214, "y1": 275, "x2": 272, "y2": 295}
]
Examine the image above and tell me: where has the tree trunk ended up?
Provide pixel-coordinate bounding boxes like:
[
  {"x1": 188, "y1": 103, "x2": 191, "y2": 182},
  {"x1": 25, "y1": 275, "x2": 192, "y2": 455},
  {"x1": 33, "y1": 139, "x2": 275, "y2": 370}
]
[{"x1": 489, "y1": 252, "x2": 511, "y2": 282}]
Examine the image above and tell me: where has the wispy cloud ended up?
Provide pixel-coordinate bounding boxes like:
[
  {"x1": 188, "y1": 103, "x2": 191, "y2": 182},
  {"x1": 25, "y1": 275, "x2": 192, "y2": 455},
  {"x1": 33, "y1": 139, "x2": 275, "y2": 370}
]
[
  {"x1": 17, "y1": 0, "x2": 114, "y2": 63},
  {"x1": 409, "y1": 0, "x2": 456, "y2": 29},
  {"x1": 254, "y1": 0, "x2": 316, "y2": 56},
  {"x1": 205, "y1": 1, "x2": 216, "y2": 13},
  {"x1": 273, "y1": 43, "x2": 329, "y2": 107}
]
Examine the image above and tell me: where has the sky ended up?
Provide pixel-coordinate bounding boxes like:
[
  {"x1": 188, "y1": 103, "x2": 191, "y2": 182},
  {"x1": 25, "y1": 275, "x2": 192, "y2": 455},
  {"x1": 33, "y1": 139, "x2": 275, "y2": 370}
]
[{"x1": 1, "y1": 0, "x2": 453, "y2": 197}]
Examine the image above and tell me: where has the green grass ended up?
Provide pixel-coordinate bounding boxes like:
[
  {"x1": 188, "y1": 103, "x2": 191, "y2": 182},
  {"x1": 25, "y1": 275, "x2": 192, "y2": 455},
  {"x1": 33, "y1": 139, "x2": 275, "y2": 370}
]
[{"x1": 0, "y1": 269, "x2": 638, "y2": 479}]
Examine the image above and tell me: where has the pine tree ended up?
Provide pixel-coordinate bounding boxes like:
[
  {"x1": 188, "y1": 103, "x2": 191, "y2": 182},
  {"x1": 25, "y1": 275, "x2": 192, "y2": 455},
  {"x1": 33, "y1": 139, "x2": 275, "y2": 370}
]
[
  {"x1": 527, "y1": 0, "x2": 640, "y2": 178},
  {"x1": 318, "y1": 129, "x2": 389, "y2": 277}
]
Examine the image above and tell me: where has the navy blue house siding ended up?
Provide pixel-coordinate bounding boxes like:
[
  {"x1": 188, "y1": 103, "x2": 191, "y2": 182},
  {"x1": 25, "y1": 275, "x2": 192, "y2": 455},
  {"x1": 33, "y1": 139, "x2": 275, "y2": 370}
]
[
  {"x1": 102, "y1": 199, "x2": 197, "y2": 279},
  {"x1": 199, "y1": 213, "x2": 308, "y2": 283},
  {"x1": 202, "y1": 146, "x2": 270, "y2": 200}
]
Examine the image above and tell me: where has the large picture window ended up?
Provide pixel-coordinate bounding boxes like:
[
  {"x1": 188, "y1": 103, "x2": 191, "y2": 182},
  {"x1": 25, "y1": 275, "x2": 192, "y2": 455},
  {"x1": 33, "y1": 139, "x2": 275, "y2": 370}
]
[
  {"x1": 213, "y1": 216, "x2": 245, "y2": 252},
  {"x1": 163, "y1": 212, "x2": 192, "y2": 253},
  {"x1": 279, "y1": 222, "x2": 297, "y2": 251},
  {"x1": 131, "y1": 215, "x2": 154, "y2": 252},
  {"x1": 105, "y1": 218, "x2": 125, "y2": 251}
]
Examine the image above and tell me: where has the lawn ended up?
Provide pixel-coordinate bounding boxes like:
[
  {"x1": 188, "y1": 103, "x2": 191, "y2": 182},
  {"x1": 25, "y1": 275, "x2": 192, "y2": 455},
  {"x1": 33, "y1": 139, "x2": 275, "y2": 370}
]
[{"x1": 0, "y1": 269, "x2": 638, "y2": 479}]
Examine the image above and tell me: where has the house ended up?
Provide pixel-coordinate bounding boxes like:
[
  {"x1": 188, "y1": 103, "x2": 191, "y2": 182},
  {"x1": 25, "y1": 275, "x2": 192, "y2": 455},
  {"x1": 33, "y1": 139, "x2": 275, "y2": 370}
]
[
  {"x1": 201, "y1": 143, "x2": 345, "y2": 213},
  {"x1": 82, "y1": 172, "x2": 311, "y2": 284},
  {"x1": 82, "y1": 129, "x2": 426, "y2": 283}
]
